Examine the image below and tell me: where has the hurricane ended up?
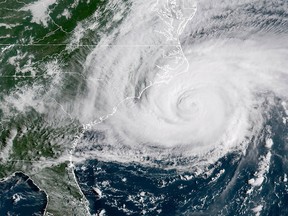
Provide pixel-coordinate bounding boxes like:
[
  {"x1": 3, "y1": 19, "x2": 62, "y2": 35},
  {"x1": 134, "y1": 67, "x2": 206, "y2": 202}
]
[
  {"x1": 72, "y1": 0, "x2": 288, "y2": 170},
  {"x1": 70, "y1": 0, "x2": 288, "y2": 214}
]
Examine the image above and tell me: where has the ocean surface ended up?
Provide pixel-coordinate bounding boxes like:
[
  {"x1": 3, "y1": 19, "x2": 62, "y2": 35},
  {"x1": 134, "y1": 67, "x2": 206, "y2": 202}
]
[{"x1": 0, "y1": 172, "x2": 47, "y2": 215}]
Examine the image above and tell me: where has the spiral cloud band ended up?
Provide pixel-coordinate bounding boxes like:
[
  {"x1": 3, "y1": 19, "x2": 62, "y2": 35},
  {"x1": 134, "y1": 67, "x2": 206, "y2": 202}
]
[{"x1": 73, "y1": 0, "x2": 288, "y2": 170}]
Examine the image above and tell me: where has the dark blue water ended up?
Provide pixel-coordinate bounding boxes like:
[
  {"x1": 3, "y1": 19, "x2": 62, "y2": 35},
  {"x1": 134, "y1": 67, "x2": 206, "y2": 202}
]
[
  {"x1": 74, "y1": 152, "x2": 243, "y2": 216},
  {"x1": 0, "y1": 172, "x2": 47, "y2": 216}
]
